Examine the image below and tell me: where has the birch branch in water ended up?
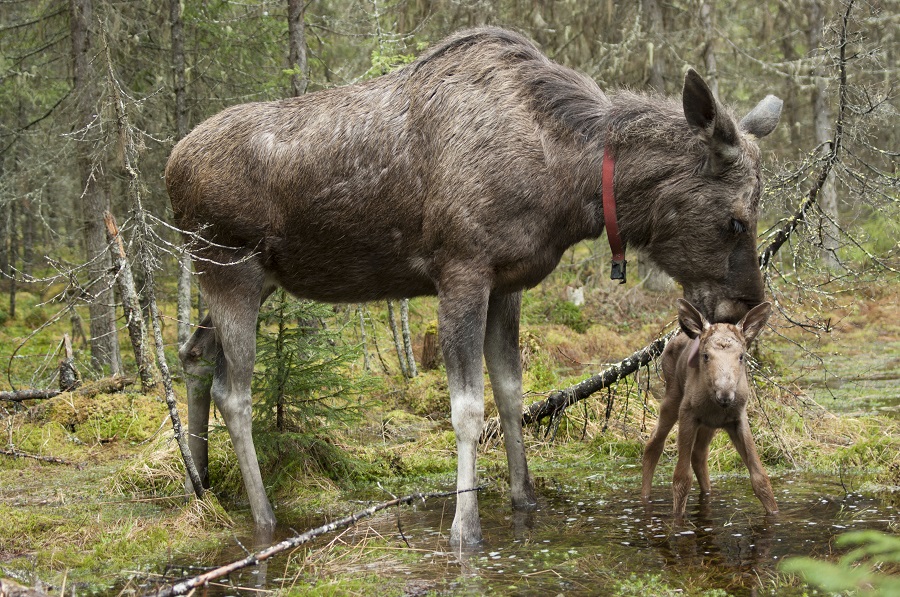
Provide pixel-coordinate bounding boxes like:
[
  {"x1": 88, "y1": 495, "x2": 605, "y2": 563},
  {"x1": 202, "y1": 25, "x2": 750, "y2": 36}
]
[{"x1": 145, "y1": 487, "x2": 481, "y2": 597}]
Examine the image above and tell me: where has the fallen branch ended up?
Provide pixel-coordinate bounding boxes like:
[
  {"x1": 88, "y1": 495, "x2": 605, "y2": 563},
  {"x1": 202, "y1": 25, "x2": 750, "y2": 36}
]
[
  {"x1": 482, "y1": 331, "x2": 675, "y2": 441},
  {"x1": 0, "y1": 388, "x2": 60, "y2": 402},
  {"x1": 0, "y1": 448, "x2": 73, "y2": 465},
  {"x1": 0, "y1": 376, "x2": 134, "y2": 402},
  {"x1": 144, "y1": 487, "x2": 481, "y2": 597}
]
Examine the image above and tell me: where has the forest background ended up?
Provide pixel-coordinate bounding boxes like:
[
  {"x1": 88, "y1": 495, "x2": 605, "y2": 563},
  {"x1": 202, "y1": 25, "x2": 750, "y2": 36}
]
[{"x1": 0, "y1": 0, "x2": 898, "y2": 595}]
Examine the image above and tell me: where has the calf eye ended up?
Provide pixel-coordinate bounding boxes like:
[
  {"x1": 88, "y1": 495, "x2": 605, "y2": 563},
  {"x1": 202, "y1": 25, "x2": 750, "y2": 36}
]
[
  {"x1": 730, "y1": 218, "x2": 747, "y2": 234},
  {"x1": 703, "y1": 353, "x2": 710, "y2": 363},
  {"x1": 739, "y1": 353, "x2": 744, "y2": 362}
]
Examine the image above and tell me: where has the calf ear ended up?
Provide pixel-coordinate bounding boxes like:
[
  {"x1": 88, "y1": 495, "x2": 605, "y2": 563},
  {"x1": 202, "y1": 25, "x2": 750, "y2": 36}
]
[
  {"x1": 682, "y1": 69, "x2": 740, "y2": 172},
  {"x1": 739, "y1": 95, "x2": 783, "y2": 139},
  {"x1": 677, "y1": 298, "x2": 708, "y2": 339},
  {"x1": 739, "y1": 302, "x2": 772, "y2": 344}
]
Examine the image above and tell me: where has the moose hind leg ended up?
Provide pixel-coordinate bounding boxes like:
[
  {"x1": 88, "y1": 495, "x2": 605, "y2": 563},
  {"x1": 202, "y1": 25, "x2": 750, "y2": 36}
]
[
  {"x1": 179, "y1": 313, "x2": 217, "y2": 493},
  {"x1": 484, "y1": 290, "x2": 537, "y2": 510},
  {"x1": 204, "y1": 267, "x2": 276, "y2": 529},
  {"x1": 439, "y1": 272, "x2": 491, "y2": 546}
]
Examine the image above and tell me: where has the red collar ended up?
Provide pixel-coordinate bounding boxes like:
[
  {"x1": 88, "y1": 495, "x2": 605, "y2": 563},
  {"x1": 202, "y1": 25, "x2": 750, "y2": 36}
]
[{"x1": 602, "y1": 145, "x2": 627, "y2": 283}]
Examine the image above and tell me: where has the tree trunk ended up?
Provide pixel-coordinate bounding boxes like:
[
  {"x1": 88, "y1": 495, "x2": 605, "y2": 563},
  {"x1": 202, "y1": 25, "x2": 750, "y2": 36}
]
[
  {"x1": 17, "y1": 98, "x2": 35, "y2": 279},
  {"x1": 171, "y1": 0, "x2": 193, "y2": 349},
  {"x1": 104, "y1": 212, "x2": 157, "y2": 392},
  {"x1": 400, "y1": 298, "x2": 417, "y2": 378},
  {"x1": 643, "y1": 0, "x2": 665, "y2": 92},
  {"x1": 287, "y1": 0, "x2": 308, "y2": 97},
  {"x1": 638, "y1": 0, "x2": 674, "y2": 293},
  {"x1": 699, "y1": 1, "x2": 719, "y2": 99},
  {"x1": 7, "y1": 201, "x2": 16, "y2": 319},
  {"x1": 809, "y1": 0, "x2": 840, "y2": 270},
  {"x1": 70, "y1": 0, "x2": 121, "y2": 374},
  {"x1": 420, "y1": 323, "x2": 441, "y2": 371},
  {"x1": 358, "y1": 305, "x2": 370, "y2": 370},
  {"x1": 386, "y1": 300, "x2": 410, "y2": 377}
]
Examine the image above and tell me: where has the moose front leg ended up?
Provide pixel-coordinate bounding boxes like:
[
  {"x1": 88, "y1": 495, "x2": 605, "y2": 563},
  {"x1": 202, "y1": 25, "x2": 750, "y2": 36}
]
[
  {"x1": 484, "y1": 290, "x2": 537, "y2": 511},
  {"x1": 725, "y1": 420, "x2": 778, "y2": 514},
  {"x1": 641, "y1": 387, "x2": 682, "y2": 501},
  {"x1": 691, "y1": 425, "x2": 717, "y2": 496},
  {"x1": 672, "y1": 415, "x2": 700, "y2": 519},
  {"x1": 439, "y1": 272, "x2": 491, "y2": 546}
]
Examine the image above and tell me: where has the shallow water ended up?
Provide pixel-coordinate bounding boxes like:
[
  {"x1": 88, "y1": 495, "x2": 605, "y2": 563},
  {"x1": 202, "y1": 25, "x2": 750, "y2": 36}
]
[{"x1": 149, "y1": 466, "x2": 897, "y2": 596}]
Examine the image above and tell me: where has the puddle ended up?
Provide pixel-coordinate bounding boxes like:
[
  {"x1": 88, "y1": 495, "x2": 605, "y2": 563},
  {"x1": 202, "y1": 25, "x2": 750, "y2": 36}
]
[{"x1": 143, "y1": 467, "x2": 897, "y2": 596}]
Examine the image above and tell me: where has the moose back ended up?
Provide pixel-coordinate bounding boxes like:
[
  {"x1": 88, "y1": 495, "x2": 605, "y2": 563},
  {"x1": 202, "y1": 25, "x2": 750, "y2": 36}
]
[{"x1": 167, "y1": 27, "x2": 782, "y2": 545}]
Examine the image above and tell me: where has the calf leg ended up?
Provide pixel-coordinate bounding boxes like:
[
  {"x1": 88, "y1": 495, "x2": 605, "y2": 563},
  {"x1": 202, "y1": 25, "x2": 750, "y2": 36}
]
[
  {"x1": 641, "y1": 387, "x2": 682, "y2": 500},
  {"x1": 484, "y1": 290, "x2": 537, "y2": 510},
  {"x1": 438, "y1": 269, "x2": 491, "y2": 546},
  {"x1": 179, "y1": 314, "x2": 217, "y2": 492},
  {"x1": 725, "y1": 419, "x2": 778, "y2": 514},
  {"x1": 691, "y1": 426, "x2": 716, "y2": 495},
  {"x1": 672, "y1": 415, "x2": 700, "y2": 519}
]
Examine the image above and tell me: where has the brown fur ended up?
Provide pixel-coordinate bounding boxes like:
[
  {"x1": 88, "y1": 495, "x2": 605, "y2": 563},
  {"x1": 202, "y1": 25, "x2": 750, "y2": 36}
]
[
  {"x1": 167, "y1": 27, "x2": 782, "y2": 543},
  {"x1": 641, "y1": 299, "x2": 778, "y2": 518}
]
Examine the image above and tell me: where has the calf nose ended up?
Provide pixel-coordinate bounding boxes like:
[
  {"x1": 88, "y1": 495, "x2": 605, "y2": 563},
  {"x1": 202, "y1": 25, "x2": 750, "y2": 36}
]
[{"x1": 716, "y1": 391, "x2": 735, "y2": 408}]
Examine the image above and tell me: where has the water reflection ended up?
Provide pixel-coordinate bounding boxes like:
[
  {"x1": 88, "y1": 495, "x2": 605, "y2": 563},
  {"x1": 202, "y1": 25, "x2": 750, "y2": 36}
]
[{"x1": 153, "y1": 470, "x2": 896, "y2": 596}]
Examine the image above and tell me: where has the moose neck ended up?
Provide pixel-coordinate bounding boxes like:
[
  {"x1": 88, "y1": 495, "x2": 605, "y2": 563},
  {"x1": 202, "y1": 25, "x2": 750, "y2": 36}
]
[{"x1": 596, "y1": 92, "x2": 706, "y2": 253}]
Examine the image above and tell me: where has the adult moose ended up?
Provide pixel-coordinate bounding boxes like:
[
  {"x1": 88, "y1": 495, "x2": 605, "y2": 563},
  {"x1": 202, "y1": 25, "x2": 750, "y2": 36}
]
[{"x1": 167, "y1": 27, "x2": 782, "y2": 546}]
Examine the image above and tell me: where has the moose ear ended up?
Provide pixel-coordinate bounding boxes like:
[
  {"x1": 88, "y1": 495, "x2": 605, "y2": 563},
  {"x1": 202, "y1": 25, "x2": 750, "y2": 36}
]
[
  {"x1": 682, "y1": 69, "x2": 740, "y2": 171},
  {"x1": 677, "y1": 298, "x2": 709, "y2": 339},
  {"x1": 739, "y1": 95, "x2": 783, "y2": 139},
  {"x1": 739, "y1": 301, "x2": 772, "y2": 344}
]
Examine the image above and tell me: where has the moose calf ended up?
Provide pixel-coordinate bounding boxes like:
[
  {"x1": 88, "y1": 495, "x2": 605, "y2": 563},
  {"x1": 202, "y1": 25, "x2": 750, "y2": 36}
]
[{"x1": 641, "y1": 299, "x2": 778, "y2": 518}]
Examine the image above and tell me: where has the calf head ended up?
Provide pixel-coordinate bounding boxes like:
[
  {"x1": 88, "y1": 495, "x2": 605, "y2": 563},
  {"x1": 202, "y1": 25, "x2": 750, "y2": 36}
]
[{"x1": 677, "y1": 298, "x2": 772, "y2": 408}]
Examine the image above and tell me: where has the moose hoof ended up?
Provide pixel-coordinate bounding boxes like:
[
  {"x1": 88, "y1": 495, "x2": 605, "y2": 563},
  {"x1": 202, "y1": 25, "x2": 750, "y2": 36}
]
[
  {"x1": 450, "y1": 515, "x2": 483, "y2": 547},
  {"x1": 511, "y1": 491, "x2": 538, "y2": 512}
]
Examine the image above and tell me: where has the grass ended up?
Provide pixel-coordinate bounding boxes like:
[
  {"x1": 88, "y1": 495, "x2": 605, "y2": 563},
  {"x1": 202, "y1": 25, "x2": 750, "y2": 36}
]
[{"x1": 1, "y1": 247, "x2": 899, "y2": 594}]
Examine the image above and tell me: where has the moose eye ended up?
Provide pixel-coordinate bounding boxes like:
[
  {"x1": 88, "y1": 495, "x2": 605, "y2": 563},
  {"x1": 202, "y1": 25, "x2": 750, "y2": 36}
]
[
  {"x1": 703, "y1": 353, "x2": 710, "y2": 363},
  {"x1": 739, "y1": 353, "x2": 744, "y2": 362},
  {"x1": 730, "y1": 218, "x2": 748, "y2": 235}
]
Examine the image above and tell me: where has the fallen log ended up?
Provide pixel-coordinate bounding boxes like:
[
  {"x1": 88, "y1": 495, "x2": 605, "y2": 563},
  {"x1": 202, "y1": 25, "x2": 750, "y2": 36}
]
[{"x1": 0, "y1": 376, "x2": 135, "y2": 402}]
